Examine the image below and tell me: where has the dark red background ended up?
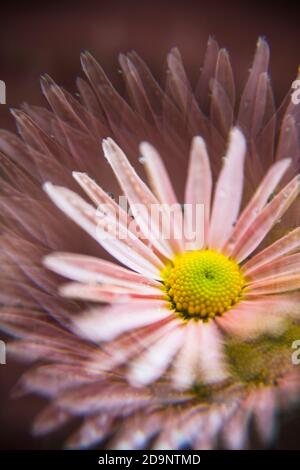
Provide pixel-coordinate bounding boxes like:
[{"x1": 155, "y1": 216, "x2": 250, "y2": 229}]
[{"x1": 0, "y1": 0, "x2": 300, "y2": 449}]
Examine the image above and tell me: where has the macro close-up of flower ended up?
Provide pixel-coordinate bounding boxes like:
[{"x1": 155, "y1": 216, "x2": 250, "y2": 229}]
[{"x1": 1, "y1": 2, "x2": 300, "y2": 455}]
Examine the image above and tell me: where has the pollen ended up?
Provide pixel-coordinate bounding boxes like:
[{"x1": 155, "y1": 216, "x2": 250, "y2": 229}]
[{"x1": 162, "y1": 250, "x2": 245, "y2": 320}]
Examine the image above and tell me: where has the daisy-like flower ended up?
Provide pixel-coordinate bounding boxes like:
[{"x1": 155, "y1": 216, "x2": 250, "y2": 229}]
[
  {"x1": 43, "y1": 126, "x2": 300, "y2": 390},
  {"x1": 1, "y1": 37, "x2": 300, "y2": 448}
]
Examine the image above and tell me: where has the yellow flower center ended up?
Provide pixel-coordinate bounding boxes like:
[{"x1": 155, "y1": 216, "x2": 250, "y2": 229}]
[{"x1": 162, "y1": 250, "x2": 245, "y2": 320}]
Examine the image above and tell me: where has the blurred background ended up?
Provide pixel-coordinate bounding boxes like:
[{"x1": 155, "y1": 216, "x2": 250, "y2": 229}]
[{"x1": 0, "y1": 0, "x2": 300, "y2": 449}]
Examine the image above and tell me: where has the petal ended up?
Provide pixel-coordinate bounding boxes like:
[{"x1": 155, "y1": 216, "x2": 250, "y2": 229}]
[
  {"x1": 247, "y1": 273, "x2": 300, "y2": 295},
  {"x1": 139, "y1": 142, "x2": 184, "y2": 253},
  {"x1": 102, "y1": 138, "x2": 174, "y2": 259},
  {"x1": 209, "y1": 128, "x2": 246, "y2": 250},
  {"x1": 72, "y1": 171, "x2": 132, "y2": 230},
  {"x1": 253, "y1": 387, "x2": 276, "y2": 443},
  {"x1": 60, "y1": 282, "x2": 164, "y2": 302},
  {"x1": 73, "y1": 301, "x2": 172, "y2": 342},
  {"x1": 225, "y1": 158, "x2": 291, "y2": 256},
  {"x1": 231, "y1": 175, "x2": 300, "y2": 263},
  {"x1": 196, "y1": 321, "x2": 228, "y2": 384},
  {"x1": 171, "y1": 322, "x2": 203, "y2": 390},
  {"x1": 100, "y1": 316, "x2": 180, "y2": 371},
  {"x1": 246, "y1": 253, "x2": 300, "y2": 282},
  {"x1": 44, "y1": 252, "x2": 160, "y2": 288},
  {"x1": 242, "y1": 227, "x2": 300, "y2": 275},
  {"x1": 184, "y1": 136, "x2": 212, "y2": 249},
  {"x1": 216, "y1": 300, "x2": 287, "y2": 338},
  {"x1": 128, "y1": 322, "x2": 184, "y2": 386},
  {"x1": 43, "y1": 182, "x2": 163, "y2": 279}
]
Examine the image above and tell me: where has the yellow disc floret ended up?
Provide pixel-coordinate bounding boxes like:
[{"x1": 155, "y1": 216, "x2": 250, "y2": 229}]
[{"x1": 162, "y1": 250, "x2": 245, "y2": 320}]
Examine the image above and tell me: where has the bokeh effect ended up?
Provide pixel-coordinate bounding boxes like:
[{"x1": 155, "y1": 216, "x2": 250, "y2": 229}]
[{"x1": 1, "y1": 0, "x2": 300, "y2": 449}]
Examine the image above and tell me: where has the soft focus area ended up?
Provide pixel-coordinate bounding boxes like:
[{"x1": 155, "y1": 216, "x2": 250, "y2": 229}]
[{"x1": 0, "y1": 0, "x2": 300, "y2": 449}]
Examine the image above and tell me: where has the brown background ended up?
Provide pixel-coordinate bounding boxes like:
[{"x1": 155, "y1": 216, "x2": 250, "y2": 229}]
[{"x1": 0, "y1": 0, "x2": 300, "y2": 449}]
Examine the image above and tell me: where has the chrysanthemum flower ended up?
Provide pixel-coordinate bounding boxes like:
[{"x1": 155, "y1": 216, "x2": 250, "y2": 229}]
[
  {"x1": 1, "y1": 37, "x2": 300, "y2": 448},
  {"x1": 43, "y1": 126, "x2": 300, "y2": 389}
]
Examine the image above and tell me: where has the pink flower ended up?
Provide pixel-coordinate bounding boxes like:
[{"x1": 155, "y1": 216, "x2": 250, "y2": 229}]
[
  {"x1": 1, "y1": 37, "x2": 300, "y2": 449},
  {"x1": 44, "y1": 126, "x2": 300, "y2": 389}
]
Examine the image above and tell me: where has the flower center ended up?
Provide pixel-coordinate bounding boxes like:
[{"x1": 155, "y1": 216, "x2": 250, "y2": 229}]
[{"x1": 162, "y1": 250, "x2": 245, "y2": 320}]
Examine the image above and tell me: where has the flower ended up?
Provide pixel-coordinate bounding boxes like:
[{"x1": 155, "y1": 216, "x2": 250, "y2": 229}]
[
  {"x1": 1, "y1": 37, "x2": 300, "y2": 449},
  {"x1": 43, "y1": 126, "x2": 300, "y2": 390}
]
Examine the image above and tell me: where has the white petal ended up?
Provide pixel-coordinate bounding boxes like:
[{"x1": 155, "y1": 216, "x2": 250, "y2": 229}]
[
  {"x1": 73, "y1": 301, "x2": 172, "y2": 342},
  {"x1": 209, "y1": 128, "x2": 246, "y2": 250},
  {"x1": 102, "y1": 138, "x2": 175, "y2": 259},
  {"x1": 44, "y1": 182, "x2": 163, "y2": 279},
  {"x1": 184, "y1": 136, "x2": 212, "y2": 249},
  {"x1": 128, "y1": 323, "x2": 184, "y2": 386}
]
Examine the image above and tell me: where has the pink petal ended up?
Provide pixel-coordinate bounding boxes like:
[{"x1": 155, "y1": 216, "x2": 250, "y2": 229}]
[
  {"x1": 44, "y1": 252, "x2": 160, "y2": 288},
  {"x1": 60, "y1": 282, "x2": 164, "y2": 302},
  {"x1": 100, "y1": 316, "x2": 178, "y2": 372},
  {"x1": 216, "y1": 300, "x2": 287, "y2": 338},
  {"x1": 209, "y1": 128, "x2": 246, "y2": 250},
  {"x1": 73, "y1": 301, "x2": 172, "y2": 341},
  {"x1": 246, "y1": 253, "x2": 300, "y2": 282},
  {"x1": 43, "y1": 182, "x2": 163, "y2": 279},
  {"x1": 184, "y1": 136, "x2": 212, "y2": 249},
  {"x1": 102, "y1": 138, "x2": 175, "y2": 259},
  {"x1": 225, "y1": 158, "x2": 291, "y2": 256},
  {"x1": 196, "y1": 321, "x2": 228, "y2": 384},
  {"x1": 242, "y1": 227, "x2": 300, "y2": 275},
  {"x1": 247, "y1": 272, "x2": 300, "y2": 295},
  {"x1": 72, "y1": 171, "x2": 132, "y2": 230},
  {"x1": 253, "y1": 387, "x2": 276, "y2": 443},
  {"x1": 171, "y1": 321, "x2": 206, "y2": 389},
  {"x1": 231, "y1": 175, "x2": 300, "y2": 263},
  {"x1": 140, "y1": 141, "x2": 184, "y2": 253},
  {"x1": 128, "y1": 323, "x2": 184, "y2": 386}
]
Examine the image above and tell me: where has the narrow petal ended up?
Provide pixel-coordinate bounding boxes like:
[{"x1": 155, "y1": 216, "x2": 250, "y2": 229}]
[
  {"x1": 209, "y1": 128, "x2": 246, "y2": 250},
  {"x1": 100, "y1": 316, "x2": 179, "y2": 372},
  {"x1": 73, "y1": 301, "x2": 172, "y2": 342},
  {"x1": 139, "y1": 142, "x2": 184, "y2": 253},
  {"x1": 242, "y1": 227, "x2": 300, "y2": 275},
  {"x1": 128, "y1": 323, "x2": 184, "y2": 386},
  {"x1": 246, "y1": 253, "x2": 300, "y2": 282},
  {"x1": 196, "y1": 321, "x2": 228, "y2": 384},
  {"x1": 171, "y1": 322, "x2": 203, "y2": 390},
  {"x1": 248, "y1": 273, "x2": 300, "y2": 295},
  {"x1": 253, "y1": 387, "x2": 277, "y2": 443},
  {"x1": 102, "y1": 138, "x2": 174, "y2": 259},
  {"x1": 231, "y1": 175, "x2": 300, "y2": 263},
  {"x1": 44, "y1": 252, "x2": 160, "y2": 288},
  {"x1": 60, "y1": 282, "x2": 164, "y2": 302},
  {"x1": 184, "y1": 136, "x2": 212, "y2": 249},
  {"x1": 72, "y1": 171, "x2": 131, "y2": 229},
  {"x1": 43, "y1": 182, "x2": 163, "y2": 279},
  {"x1": 225, "y1": 158, "x2": 291, "y2": 256}
]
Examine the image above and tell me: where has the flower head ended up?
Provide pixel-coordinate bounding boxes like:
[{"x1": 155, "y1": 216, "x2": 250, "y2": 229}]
[
  {"x1": 1, "y1": 37, "x2": 300, "y2": 448},
  {"x1": 43, "y1": 124, "x2": 300, "y2": 390}
]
